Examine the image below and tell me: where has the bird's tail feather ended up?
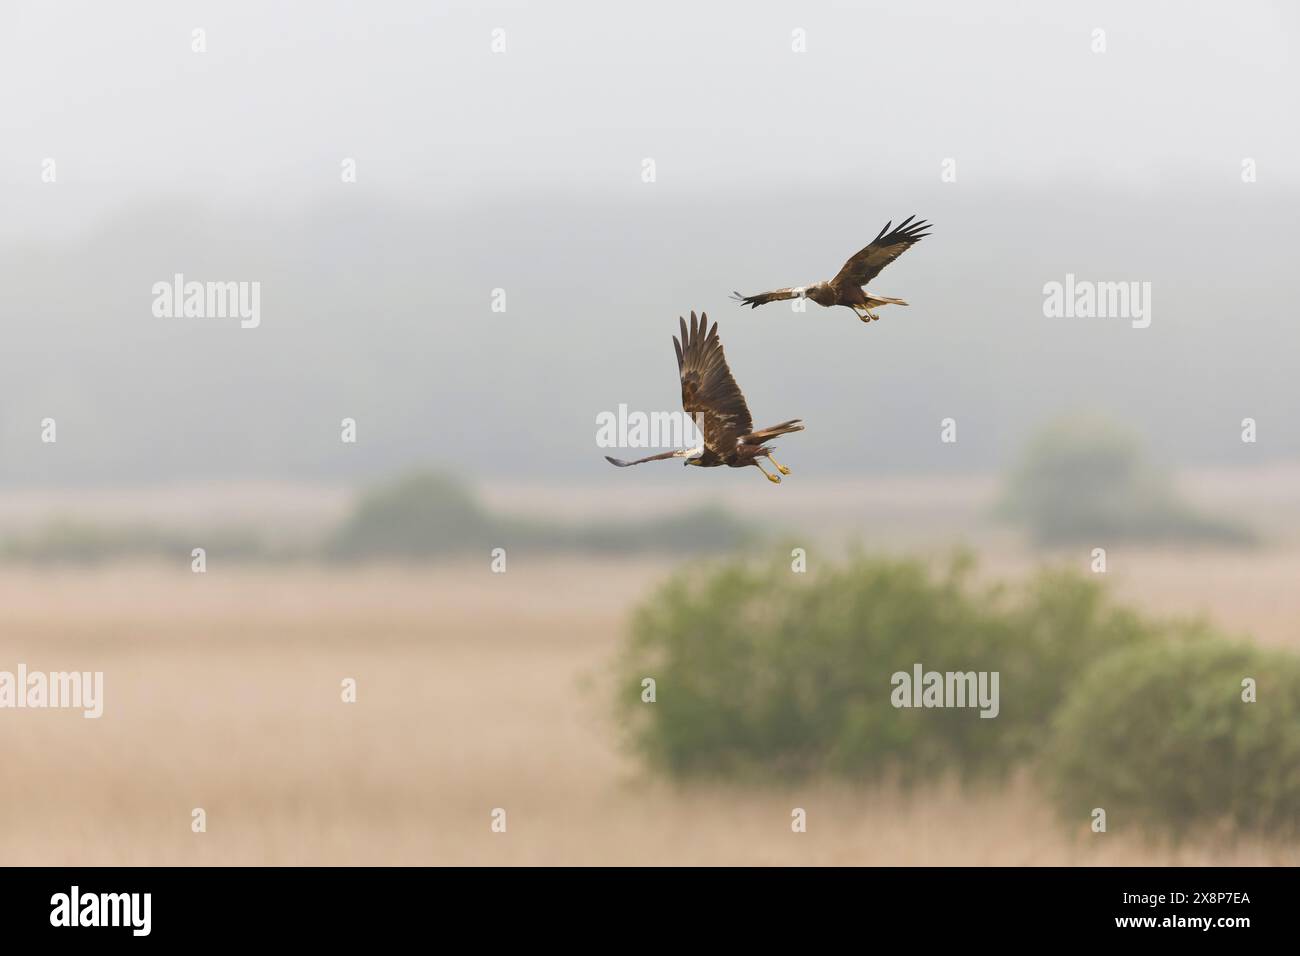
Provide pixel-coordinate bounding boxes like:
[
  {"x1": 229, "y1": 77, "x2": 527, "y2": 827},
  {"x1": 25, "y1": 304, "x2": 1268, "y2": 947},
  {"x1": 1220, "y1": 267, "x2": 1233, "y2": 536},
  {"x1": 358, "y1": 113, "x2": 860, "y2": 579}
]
[{"x1": 744, "y1": 419, "x2": 805, "y2": 442}]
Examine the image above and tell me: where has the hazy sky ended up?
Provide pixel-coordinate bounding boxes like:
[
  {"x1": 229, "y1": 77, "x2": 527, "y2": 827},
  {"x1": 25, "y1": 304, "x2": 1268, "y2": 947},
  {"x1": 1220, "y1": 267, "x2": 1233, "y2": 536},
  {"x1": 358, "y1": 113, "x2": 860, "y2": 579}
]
[
  {"x1": 3, "y1": 0, "x2": 1296, "y2": 235},
  {"x1": 2, "y1": 1, "x2": 1297, "y2": 485}
]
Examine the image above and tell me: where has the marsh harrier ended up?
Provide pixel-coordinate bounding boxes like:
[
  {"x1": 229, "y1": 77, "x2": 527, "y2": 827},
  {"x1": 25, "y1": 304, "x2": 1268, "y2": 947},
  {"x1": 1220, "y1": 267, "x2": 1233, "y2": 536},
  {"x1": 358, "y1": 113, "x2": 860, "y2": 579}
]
[
  {"x1": 732, "y1": 215, "x2": 932, "y2": 322},
  {"x1": 604, "y1": 312, "x2": 804, "y2": 483}
]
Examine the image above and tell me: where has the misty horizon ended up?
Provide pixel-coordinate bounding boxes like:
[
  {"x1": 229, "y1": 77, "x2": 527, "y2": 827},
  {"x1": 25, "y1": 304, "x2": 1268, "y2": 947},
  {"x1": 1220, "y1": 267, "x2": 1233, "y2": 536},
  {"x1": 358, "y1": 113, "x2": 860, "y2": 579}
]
[{"x1": 3, "y1": 0, "x2": 1297, "y2": 487}]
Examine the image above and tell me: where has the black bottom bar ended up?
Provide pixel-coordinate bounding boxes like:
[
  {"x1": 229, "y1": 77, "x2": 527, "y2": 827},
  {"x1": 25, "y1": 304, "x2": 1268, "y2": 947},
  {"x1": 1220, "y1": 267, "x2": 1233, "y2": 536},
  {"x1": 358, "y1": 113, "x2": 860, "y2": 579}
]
[{"x1": 0, "y1": 866, "x2": 1282, "y2": 942}]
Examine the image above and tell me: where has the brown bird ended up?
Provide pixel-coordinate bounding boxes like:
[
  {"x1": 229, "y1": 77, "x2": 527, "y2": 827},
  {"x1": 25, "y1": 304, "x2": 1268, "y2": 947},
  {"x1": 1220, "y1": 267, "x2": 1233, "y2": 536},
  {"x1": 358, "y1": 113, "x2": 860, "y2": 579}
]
[
  {"x1": 604, "y1": 312, "x2": 804, "y2": 483},
  {"x1": 732, "y1": 215, "x2": 932, "y2": 322}
]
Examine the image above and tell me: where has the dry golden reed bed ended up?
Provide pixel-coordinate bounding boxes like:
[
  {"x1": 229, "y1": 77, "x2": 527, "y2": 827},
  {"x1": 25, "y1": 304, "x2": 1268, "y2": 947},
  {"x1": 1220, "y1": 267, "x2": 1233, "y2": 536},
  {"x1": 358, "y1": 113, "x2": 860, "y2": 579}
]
[{"x1": 1, "y1": 554, "x2": 1298, "y2": 866}]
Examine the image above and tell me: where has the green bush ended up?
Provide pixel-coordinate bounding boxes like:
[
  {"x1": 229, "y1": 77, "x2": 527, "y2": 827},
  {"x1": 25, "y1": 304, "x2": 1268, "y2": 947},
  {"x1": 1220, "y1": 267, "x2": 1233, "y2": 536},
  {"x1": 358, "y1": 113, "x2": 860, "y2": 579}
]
[
  {"x1": 327, "y1": 472, "x2": 495, "y2": 559},
  {"x1": 999, "y1": 416, "x2": 1254, "y2": 546},
  {"x1": 327, "y1": 471, "x2": 753, "y2": 560},
  {"x1": 1047, "y1": 636, "x2": 1300, "y2": 836},
  {"x1": 618, "y1": 552, "x2": 1152, "y2": 782}
]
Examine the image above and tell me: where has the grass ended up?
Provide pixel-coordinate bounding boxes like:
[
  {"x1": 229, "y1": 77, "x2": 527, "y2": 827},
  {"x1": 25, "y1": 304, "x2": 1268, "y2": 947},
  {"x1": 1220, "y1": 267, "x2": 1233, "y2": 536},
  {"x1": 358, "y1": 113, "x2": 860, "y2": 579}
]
[{"x1": 2, "y1": 558, "x2": 1299, "y2": 864}]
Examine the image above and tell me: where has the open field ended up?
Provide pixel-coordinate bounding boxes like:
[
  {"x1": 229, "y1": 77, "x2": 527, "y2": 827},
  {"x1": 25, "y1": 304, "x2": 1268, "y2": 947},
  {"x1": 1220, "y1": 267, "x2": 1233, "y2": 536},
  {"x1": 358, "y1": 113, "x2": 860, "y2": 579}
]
[{"x1": 2, "y1": 533, "x2": 1299, "y2": 865}]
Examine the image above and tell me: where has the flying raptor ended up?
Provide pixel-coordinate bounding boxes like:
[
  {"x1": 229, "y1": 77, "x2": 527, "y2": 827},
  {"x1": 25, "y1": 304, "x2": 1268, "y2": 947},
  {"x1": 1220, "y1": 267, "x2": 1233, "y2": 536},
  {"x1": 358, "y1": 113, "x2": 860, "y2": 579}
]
[
  {"x1": 732, "y1": 215, "x2": 932, "y2": 322},
  {"x1": 604, "y1": 312, "x2": 804, "y2": 483}
]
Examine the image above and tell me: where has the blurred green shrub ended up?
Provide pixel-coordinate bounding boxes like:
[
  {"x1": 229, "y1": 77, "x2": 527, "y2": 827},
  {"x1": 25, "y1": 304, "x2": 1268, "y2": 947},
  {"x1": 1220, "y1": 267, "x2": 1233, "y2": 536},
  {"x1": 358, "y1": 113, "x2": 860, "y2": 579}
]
[
  {"x1": 1047, "y1": 636, "x2": 1300, "y2": 836},
  {"x1": 618, "y1": 551, "x2": 1152, "y2": 782},
  {"x1": 622, "y1": 550, "x2": 1300, "y2": 836},
  {"x1": 327, "y1": 472, "x2": 496, "y2": 559},
  {"x1": 999, "y1": 416, "x2": 1254, "y2": 546},
  {"x1": 1, "y1": 472, "x2": 755, "y2": 564},
  {"x1": 327, "y1": 471, "x2": 751, "y2": 560}
]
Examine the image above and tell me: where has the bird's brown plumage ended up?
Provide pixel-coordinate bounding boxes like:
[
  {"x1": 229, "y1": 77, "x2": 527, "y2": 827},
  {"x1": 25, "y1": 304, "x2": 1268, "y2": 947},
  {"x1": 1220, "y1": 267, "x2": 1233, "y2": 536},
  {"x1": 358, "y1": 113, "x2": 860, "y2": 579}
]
[
  {"x1": 830, "y1": 216, "x2": 931, "y2": 291},
  {"x1": 676, "y1": 311, "x2": 753, "y2": 463},
  {"x1": 604, "y1": 312, "x2": 803, "y2": 480},
  {"x1": 602, "y1": 449, "x2": 681, "y2": 467},
  {"x1": 729, "y1": 287, "x2": 803, "y2": 307},
  {"x1": 732, "y1": 215, "x2": 932, "y2": 322}
]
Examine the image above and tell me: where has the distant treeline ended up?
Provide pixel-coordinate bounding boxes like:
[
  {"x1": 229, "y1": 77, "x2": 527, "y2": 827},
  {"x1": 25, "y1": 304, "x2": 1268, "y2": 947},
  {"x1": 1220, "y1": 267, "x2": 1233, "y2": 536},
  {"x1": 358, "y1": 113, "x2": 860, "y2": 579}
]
[
  {"x1": 324, "y1": 472, "x2": 752, "y2": 559},
  {"x1": 0, "y1": 415, "x2": 1261, "y2": 563},
  {"x1": 0, "y1": 471, "x2": 751, "y2": 563}
]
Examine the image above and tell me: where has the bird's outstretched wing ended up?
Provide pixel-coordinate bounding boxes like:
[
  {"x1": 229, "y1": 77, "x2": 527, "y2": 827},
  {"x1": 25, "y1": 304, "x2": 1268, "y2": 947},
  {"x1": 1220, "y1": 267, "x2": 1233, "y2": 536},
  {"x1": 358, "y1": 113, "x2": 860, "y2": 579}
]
[
  {"x1": 604, "y1": 451, "x2": 682, "y2": 467},
  {"x1": 675, "y1": 312, "x2": 753, "y2": 456},
  {"x1": 830, "y1": 215, "x2": 931, "y2": 291},
  {"x1": 730, "y1": 288, "x2": 802, "y2": 309}
]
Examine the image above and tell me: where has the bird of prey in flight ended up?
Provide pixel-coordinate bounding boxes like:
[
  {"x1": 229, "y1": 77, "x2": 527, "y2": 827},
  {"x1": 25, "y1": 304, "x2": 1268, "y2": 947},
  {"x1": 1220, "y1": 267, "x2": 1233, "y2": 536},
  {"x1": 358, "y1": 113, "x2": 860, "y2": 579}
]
[
  {"x1": 731, "y1": 215, "x2": 932, "y2": 322},
  {"x1": 604, "y1": 312, "x2": 804, "y2": 483}
]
